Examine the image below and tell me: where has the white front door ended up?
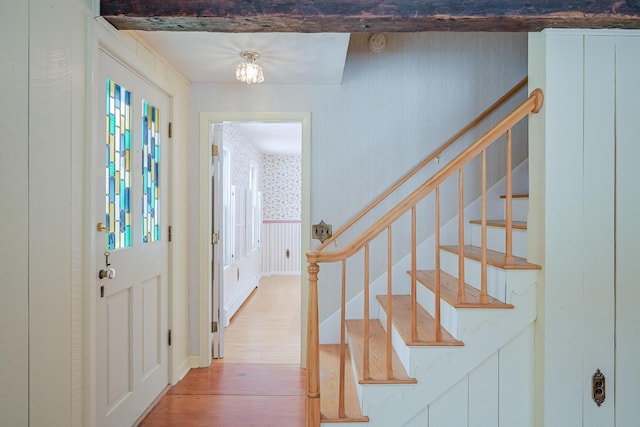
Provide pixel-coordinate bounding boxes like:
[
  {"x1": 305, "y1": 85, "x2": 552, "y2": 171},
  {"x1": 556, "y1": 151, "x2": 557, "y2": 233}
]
[{"x1": 95, "y1": 50, "x2": 169, "y2": 427}]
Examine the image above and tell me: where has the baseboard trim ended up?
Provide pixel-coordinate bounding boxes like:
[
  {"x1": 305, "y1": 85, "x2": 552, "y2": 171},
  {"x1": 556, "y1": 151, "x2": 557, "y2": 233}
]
[
  {"x1": 174, "y1": 357, "x2": 191, "y2": 384},
  {"x1": 224, "y1": 277, "x2": 259, "y2": 327},
  {"x1": 189, "y1": 354, "x2": 202, "y2": 368}
]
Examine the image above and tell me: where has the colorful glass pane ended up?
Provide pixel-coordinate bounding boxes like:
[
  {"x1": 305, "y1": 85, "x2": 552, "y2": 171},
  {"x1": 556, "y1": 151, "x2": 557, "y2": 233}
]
[
  {"x1": 142, "y1": 100, "x2": 160, "y2": 243},
  {"x1": 105, "y1": 79, "x2": 132, "y2": 250}
]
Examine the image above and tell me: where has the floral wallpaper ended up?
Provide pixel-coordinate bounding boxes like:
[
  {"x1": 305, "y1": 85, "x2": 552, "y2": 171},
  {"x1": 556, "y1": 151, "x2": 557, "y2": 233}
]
[
  {"x1": 262, "y1": 155, "x2": 302, "y2": 221},
  {"x1": 223, "y1": 123, "x2": 263, "y2": 190}
]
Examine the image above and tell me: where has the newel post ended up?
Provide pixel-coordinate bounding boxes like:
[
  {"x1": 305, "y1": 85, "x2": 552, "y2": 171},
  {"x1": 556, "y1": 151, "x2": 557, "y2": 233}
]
[{"x1": 306, "y1": 262, "x2": 321, "y2": 427}]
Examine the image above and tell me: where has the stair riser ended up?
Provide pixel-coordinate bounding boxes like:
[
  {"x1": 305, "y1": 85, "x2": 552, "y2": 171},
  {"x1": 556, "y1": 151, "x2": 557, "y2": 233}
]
[
  {"x1": 415, "y1": 285, "x2": 460, "y2": 338},
  {"x1": 470, "y1": 225, "x2": 528, "y2": 259},
  {"x1": 501, "y1": 198, "x2": 528, "y2": 222},
  {"x1": 440, "y1": 250, "x2": 507, "y2": 302},
  {"x1": 376, "y1": 303, "x2": 468, "y2": 379},
  {"x1": 377, "y1": 305, "x2": 413, "y2": 373}
]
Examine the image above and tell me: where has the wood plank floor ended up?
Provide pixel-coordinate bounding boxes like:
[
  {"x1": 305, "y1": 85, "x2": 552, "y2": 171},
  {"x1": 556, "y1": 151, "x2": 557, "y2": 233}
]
[
  {"x1": 221, "y1": 275, "x2": 301, "y2": 364},
  {"x1": 139, "y1": 275, "x2": 304, "y2": 426}
]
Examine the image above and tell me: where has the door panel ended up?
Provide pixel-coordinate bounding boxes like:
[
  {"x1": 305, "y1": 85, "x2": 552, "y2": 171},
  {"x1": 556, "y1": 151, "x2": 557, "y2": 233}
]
[
  {"x1": 106, "y1": 289, "x2": 132, "y2": 410},
  {"x1": 142, "y1": 276, "x2": 161, "y2": 377},
  {"x1": 96, "y1": 49, "x2": 169, "y2": 427}
]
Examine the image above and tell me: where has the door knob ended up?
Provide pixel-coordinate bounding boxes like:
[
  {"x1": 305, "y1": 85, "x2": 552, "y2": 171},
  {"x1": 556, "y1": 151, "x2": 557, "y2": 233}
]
[{"x1": 99, "y1": 267, "x2": 116, "y2": 280}]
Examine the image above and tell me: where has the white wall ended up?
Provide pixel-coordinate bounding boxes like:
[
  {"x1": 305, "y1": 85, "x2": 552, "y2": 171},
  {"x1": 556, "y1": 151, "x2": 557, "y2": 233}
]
[
  {"x1": 0, "y1": 1, "x2": 29, "y2": 425},
  {"x1": 0, "y1": 2, "x2": 192, "y2": 425},
  {"x1": 190, "y1": 32, "x2": 528, "y2": 327}
]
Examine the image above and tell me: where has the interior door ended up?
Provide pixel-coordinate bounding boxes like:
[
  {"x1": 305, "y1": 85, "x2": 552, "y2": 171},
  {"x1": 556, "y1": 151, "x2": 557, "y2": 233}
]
[
  {"x1": 211, "y1": 123, "x2": 224, "y2": 358},
  {"x1": 95, "y1": 50, "x2": 169, "y2": 427}
]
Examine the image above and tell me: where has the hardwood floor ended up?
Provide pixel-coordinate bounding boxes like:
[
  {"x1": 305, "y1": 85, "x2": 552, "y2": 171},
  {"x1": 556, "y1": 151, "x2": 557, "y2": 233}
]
[
  {"x1": 221, "y1": 275, "x2": 301, "y2": 364},
  {"x1": 139, "y1": 275, "x2": 304, "y2": 426}
]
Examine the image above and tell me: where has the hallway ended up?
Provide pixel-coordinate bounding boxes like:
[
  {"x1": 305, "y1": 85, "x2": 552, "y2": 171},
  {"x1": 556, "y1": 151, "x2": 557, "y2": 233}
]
[{"x1": 139, "y1": 275, "x2": 304, "y2": 426}]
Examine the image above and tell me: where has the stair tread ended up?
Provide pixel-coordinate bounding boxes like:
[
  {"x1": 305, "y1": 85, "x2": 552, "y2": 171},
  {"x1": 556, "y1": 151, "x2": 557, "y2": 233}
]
[
  {"x1": 319, "y1": 344, "x2": 369, "y2": 423},
  {"x1": 345, "y1": 319, "x2": 416, "y2": 384},
  {"x1": 411, "y1": 270, "x2": 514, "y2": 309},
  {"x1": 376, "y1": 295, "x2": 463, "y2": 346},
  {"x1": 468, "y1": 219, "x2": 527, "y2": 230},
  {"x1": 500, "y1": 193, "x2": 529, "y2": 199},
  {"x1": 441, "y1": 245, "x2": 541, "y2": 270}
]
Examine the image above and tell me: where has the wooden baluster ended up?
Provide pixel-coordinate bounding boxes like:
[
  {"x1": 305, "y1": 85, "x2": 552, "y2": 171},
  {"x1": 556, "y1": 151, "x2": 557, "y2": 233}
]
[
  {"x1": 505, "y1": 128, "x2": 514, "y2": 265},
  {"x1": 411, "y1": 206, "x2": 418, "y2": 342},
  {"x1": 306, "y1": 262, "x2": 320, "y2": 427},
  {"x1": 481, "y1": 150, "x2": 489, "y2": 304},
  {"x1": 386, "y1": 225, "x2": 393, "y2": 379},
  {"x1": 458, "y1": 167, "x2": 466, "y2": 303},
  {"x1": 435, "y1": 187, "x2": 442, "y2": 342},
  {"x1": 363, "y1": 244, "x2": 370, "y2": 380},
  {"x1": 338, "y1": 260, "x2": 346, "y2": 418}
]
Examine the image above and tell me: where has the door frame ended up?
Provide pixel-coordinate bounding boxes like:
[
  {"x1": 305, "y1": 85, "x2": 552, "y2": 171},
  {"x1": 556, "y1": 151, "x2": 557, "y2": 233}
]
[
  {"x1": 87, "y1": 22, "x2": 177, "y2": 425},
  {"x1": 198, "y1": 112, "x2": 311, "y2": 367}
]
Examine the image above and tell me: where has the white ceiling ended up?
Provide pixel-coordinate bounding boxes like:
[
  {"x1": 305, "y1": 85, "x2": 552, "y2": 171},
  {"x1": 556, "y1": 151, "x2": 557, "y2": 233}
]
[
  {"x1": 230, "y1": 122, "x2": 302, "y2": 156},
  {"x1": 135, "y1": 31, "x2": 351, "y2": 85},
  {"x1": 134, "y1": 32, "x2": 349, "y2": 154}
]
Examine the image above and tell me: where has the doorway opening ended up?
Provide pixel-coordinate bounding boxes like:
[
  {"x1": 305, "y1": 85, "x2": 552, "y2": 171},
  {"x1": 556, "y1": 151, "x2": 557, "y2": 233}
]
[
  {"x1": 219, "y1": 121, "x2": 302, "y2": 365},
  {"x1": 197, "y1": 112, "x2": 311, "y2": 368}
]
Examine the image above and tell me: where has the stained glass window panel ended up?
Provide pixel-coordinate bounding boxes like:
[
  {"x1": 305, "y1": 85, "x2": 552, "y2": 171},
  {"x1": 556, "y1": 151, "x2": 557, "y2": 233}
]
[
  {"x1": 142, "y1": 100, "x2": 160, "y2": 243},
  {"x1": 105, "y1": 79, "x2": 132, "y2": 250}
]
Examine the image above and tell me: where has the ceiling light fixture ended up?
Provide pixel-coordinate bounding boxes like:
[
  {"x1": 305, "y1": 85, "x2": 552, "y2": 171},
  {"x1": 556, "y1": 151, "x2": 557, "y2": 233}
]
[{"x1": 235, "y1": 51, "x2": 264, "y2": 84}]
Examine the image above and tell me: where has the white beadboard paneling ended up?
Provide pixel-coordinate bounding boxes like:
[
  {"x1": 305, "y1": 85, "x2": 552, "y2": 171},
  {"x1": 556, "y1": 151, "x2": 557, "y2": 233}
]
[
  {"x1": 262, "y1": 221, "x2": 302, "y2": 274},
  {"x1": 582, "y1": 34, "x2": 616, "y2": 427},
  {"x1": 615, "y1": 35, "x2": 640, "y2": 427},
  {"x1": 469, "y1": 352, "x2": 499, "y2": 427},
  {"x1": 499, "y1": 325, "x2": 534, "y2": 427},
  {"x1": 29, "y1": 0, "x2": 75, "y2": 423},
  {"x1": 535, "y1": 32, "x2": 586, "y2": 427},
  {"x1": 429, "y1": 376, "x2": 469, "y2": 427},
  {"x1": 0, "y1": 2, "x2": 29, "y2": 426},
  {"x1": 404, "y1": 408, "x2": 428, "y2": 427}
]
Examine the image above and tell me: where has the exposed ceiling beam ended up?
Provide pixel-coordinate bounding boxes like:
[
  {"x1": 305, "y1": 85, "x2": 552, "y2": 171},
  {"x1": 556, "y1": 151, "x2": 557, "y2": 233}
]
[{"x1": 101, "y1": 0, "x2": 640, "y2": 32}]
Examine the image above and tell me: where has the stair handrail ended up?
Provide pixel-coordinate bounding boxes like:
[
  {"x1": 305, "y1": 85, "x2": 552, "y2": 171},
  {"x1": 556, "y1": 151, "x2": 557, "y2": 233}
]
[
  {"x1": 307, "y1": 89, "x2": 543, "y2": 265},
  {"x1": 315, "y1": 76, "x2": 529, "y2": 252}
]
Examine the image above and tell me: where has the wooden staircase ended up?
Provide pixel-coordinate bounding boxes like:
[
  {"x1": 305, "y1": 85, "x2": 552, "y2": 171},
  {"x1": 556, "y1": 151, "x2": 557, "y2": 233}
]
[
  {"x1": 318, "y1": 194, "x2": 539, "y2": 426},
  {"x1": 305, "y1": 81, "x2": 544, "y2": 427}
]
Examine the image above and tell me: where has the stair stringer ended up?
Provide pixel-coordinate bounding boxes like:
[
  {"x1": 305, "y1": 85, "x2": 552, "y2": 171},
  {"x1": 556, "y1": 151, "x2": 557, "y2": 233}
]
[{"x1": 352, "y1": 274, "x2": 537, "y2": 427}]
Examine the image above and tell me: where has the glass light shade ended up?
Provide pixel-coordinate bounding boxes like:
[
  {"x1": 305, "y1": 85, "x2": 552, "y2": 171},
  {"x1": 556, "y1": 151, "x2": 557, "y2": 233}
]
[
  {"x1": 235, "y1": 61, "x2": 264, "y2": 84},
  {"x1": 235, "y1": 52, "x2": 264, "y2": 84}
]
